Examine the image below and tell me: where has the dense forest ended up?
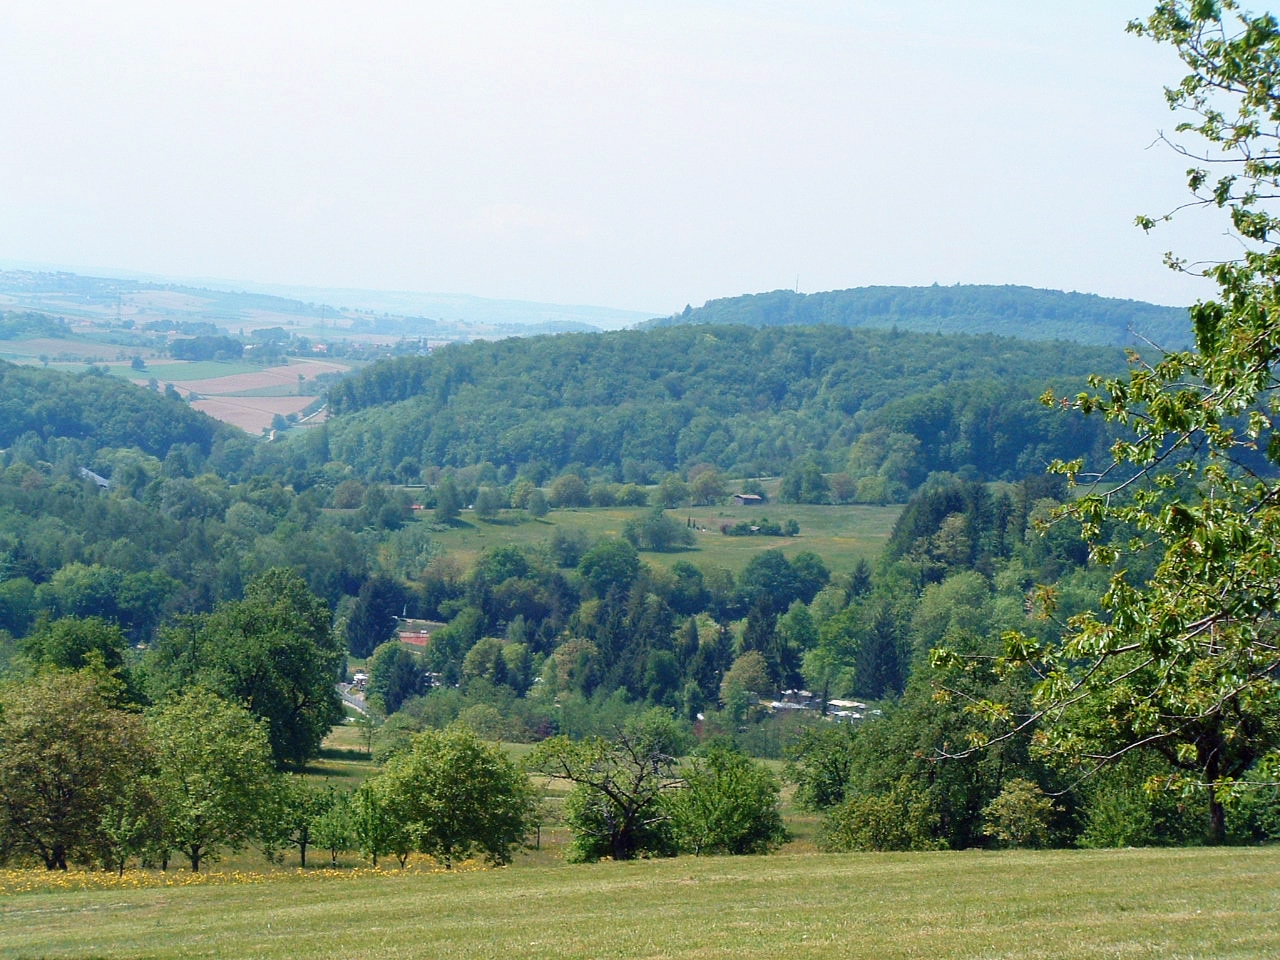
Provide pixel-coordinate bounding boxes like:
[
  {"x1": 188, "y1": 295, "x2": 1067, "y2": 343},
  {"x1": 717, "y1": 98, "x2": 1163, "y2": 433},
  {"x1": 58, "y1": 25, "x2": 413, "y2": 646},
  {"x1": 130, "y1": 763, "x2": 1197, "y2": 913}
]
[
  {"x1": 0, "y1": 362, "x2": 222, "y2": 458},
  {"x1": 646, "y1": 285, "x2": 1192, "y2": 349},
  {"x1": 324, "y1": 324, "x2": 1126, "y2": 487}
]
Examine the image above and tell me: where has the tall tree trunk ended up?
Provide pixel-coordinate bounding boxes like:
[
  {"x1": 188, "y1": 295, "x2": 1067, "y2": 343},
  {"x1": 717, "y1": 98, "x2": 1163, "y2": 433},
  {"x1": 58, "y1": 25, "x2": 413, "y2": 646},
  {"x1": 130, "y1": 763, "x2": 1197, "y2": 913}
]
[
  {"x1": 1207, "y1": 797, "x2": 1227, "y2": 846},
  {"x1": 1201, "y1": 730, "x2": 1227, "y2": 846}
]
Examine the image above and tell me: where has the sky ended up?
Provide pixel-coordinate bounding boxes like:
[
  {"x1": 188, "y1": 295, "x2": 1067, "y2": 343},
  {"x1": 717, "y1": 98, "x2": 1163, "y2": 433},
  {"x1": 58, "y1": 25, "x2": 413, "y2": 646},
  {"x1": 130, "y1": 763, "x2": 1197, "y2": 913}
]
[{"x1": 0, "y1": 1, "x2": 1241, "y2": 315}]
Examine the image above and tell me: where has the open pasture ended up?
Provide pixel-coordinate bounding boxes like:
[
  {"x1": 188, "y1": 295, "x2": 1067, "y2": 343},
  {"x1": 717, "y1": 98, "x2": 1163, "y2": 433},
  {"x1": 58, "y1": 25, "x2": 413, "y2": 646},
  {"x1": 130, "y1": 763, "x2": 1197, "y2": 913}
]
[
  {"x1": 429, "y1": 502, "x2": 902, "y2": 574},
  {"x1": 2, "y1": 846, "x2": 1275, "y2": 960}
]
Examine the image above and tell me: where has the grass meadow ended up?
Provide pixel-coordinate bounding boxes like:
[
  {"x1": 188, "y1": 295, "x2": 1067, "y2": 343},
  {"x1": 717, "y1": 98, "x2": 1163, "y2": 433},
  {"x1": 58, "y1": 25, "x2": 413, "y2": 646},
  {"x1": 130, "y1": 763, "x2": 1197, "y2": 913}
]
[
  {"x1": 430, "y1": 502, "x2": 903, "y2": 575},
  {"x1": 3, "y1": 846, "x2": 1276, "y2": 960},
  {"x1": 134, "y1": 361, "x2": 264, "y2": 381}
]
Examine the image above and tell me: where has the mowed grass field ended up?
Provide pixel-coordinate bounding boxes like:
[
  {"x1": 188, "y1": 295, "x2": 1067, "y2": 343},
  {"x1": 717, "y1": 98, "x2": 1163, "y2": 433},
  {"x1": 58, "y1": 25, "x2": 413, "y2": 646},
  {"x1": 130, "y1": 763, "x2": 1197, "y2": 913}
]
[
  {"x1": 3, "y1": 845, "x2": 1276, "y2": 960},
  {"x1": 430, "y1": 502, "x2": 903, "y2": 575}
]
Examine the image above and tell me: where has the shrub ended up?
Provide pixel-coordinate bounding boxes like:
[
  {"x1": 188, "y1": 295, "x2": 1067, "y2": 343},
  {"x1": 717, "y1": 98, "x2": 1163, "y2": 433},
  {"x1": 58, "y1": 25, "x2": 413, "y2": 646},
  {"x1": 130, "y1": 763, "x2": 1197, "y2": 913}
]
[
  {"x1": 820, "y1": 779, "x2": 944, "y2": 852},
  {"x1": 665, "y1": 745, "x2": 787, "y2": 855}
]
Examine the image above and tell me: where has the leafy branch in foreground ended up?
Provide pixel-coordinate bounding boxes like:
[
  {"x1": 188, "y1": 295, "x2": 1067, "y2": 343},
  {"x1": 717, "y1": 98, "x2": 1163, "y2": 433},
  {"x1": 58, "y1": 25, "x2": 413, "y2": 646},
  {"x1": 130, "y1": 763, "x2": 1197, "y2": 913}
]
[{"x1": 936, "y1": 0, "x2": 1280, "y2": 844}]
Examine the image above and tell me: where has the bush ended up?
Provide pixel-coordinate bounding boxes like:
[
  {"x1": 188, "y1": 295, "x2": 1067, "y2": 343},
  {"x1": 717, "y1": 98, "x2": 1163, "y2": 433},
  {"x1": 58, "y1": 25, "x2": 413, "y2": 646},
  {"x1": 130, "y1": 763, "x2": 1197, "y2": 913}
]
[
  {"x1": 982, "y1": 778, "x2": 1058, "y2": 849},
  {"x1": 820, "y1": 779, "x2": 945, "y2": 852},
  {"x1": 665, "y1": 745, "x2": 787, "y2": 855},
  {"x1": 719, "y1": 516, "x2": 798, "y2": 537}
]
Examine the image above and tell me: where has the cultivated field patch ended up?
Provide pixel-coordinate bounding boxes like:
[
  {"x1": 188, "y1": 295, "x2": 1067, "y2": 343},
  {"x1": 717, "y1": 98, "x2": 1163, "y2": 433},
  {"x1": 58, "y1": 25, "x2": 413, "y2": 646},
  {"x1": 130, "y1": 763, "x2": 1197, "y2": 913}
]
[
  {"x1": 190, "y1": 395, "x2": 317, "y2": 434},
  {"x1": 152, "y1": 357, "x2": 349, "y2": 394}
]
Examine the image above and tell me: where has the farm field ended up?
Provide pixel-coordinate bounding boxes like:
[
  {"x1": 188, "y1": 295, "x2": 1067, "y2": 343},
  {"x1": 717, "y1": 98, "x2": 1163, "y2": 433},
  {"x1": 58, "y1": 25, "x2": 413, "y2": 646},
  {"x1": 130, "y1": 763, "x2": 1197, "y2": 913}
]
[
  {"x1": 136, "y1": 357, "x2": 351, "y2": 433},
  {"x1": 425, "y1": 502, "x2": 903, "y2": 574},
  {"x1": 2, "y1": 845, "x2": 1276, "y2": 960},
  {"x1": 142, "y1": 357, "x2": 350, "y2": 393}
]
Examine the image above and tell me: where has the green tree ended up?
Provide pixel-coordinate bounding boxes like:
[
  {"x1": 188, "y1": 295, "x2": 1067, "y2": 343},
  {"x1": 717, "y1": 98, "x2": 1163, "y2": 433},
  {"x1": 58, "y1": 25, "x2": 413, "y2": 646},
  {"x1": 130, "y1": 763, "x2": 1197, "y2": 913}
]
[
  {"x1": 0, "y1": 669, "x2": 145, "y2": 870},
  {"x1": 376, "y1": 725, "x2": 536, "y2": 867},
  {"x1": 785, "y1": 722, "x2": 863, "y2": 811},
  {"x1": 668, "y1": 561, "x2": 710, "y2": 617},
  {"x1": 548, "y1": 473, "x2": 590, "y2": 508},
  {"x1": 433, "y1": 476, "x2": 462, "y2": 524},
  {"x1": 526, "y1": 487, "x2": 549, "y2": 518},
  {"x1": 737, "y1": 549, "x2": 811, "y2": 615},
  {"x1": 147, "y1": 689, "x2": 278, "y2": 872},
  {"x1": 20, "y1": 616, "x2": 134, "y2": 697},
  {"x1": 266, "y1": 775, "x2": 330, "y2": 868},
  {"x1": 145, "y1": 569, "x2": 344, "y2": 768},
  {"x1": 719, "y1": 650, "x2": 771, "y2": 708},
  {"x1": 310, "y1": 787, "x2": 355, "y2": 867},
  {"x1": 622, "y1": 507, "x2": 695, "y2": 552},
  {"x1": 689, "y1": 467, "x2": 727, "y2": 506},
  {"x1": 952, "y1": 2, "x2": 1280, "y2": 845},
  {"x1": 665, "y1": 744, "x2": 787, "y2": 855},
  {"x1": 94, "y1": 772, "x2": 165, "y2": 876},
  {"x1": 350, "y1": 778, "x2": 408, "y2": 868},
  {"x1": 778, "y1": 601, "x2": 819, "y2": 658},
  {"x1": 0, "y1": 577, "x2": 36, "y2": 638},
  {"x1": 473, "y1": 485, "x2": 503, "y2": 520},
  {"x1": 345, "y1": 575, "x2": 407, "y2": 658},
  {"x1": 780, "y1": 458, "x2": 830, "y2": 504},
  {"x1": 367, "y1": 640, "x2": 428, "y2": 714},
  {"x1": 653, "y1": 473, "x2": 691, "y2": 509},
  {"x1": 526, "y1": 732, "x2": 679, "y2": 862},
  {"x1": 577, "y1": 538, "x2": 641, "y2": 598}
]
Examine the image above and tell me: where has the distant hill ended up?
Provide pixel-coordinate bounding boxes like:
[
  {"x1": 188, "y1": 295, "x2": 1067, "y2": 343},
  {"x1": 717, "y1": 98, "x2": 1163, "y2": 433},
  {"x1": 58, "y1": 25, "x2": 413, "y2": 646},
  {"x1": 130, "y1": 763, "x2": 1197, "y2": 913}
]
[
  {"x1": 644, "y1": 285, "x2": 1192, "y2": 348},
  {"x1": 239, "y1": 284, "x2": 653, "y2": 331},
  {"x1": 320, "y1": 324, "x2": 1127, "y2": 491},
  {"x1": 0, "y1": 268, "x2": 648, "y2": 338}
]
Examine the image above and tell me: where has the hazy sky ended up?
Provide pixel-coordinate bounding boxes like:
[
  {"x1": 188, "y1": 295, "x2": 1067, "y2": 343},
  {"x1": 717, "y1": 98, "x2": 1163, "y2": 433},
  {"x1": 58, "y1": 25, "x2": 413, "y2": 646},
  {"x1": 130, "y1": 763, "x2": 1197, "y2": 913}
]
[{"x1": 0, "y1": 1, "x2": 1237, "y2": 314}]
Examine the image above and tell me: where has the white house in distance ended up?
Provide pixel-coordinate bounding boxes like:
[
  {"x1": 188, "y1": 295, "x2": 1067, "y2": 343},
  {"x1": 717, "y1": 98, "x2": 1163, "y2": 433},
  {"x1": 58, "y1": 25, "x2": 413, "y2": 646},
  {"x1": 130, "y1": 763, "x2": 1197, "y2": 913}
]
[
  {"x1": 827, "y1": 699, "x2": 867, "y2": 721},
  {"x1": 766, "y1": 691, "x2": 873, "y2": 722}
]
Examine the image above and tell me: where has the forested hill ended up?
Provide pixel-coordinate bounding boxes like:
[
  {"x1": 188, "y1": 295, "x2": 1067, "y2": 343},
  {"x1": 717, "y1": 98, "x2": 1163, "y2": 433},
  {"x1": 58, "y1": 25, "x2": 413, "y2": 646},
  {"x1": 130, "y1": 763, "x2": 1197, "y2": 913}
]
[
  {"x1": 0, "y1": 361, "x2": 224, "y2": 458},
  {"x1": 321, "y1": 324, "x2": 1127, "y2": 489},
  {"x1": 643, "y1": 285, "x2": 1192, "y2": 348}
]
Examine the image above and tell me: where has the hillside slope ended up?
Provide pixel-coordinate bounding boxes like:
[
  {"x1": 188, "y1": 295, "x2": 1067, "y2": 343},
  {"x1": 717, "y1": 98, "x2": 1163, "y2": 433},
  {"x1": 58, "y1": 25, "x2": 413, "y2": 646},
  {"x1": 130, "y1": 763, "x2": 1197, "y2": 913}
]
[
  {"x1": 320, "y1": 324, "x2": 1126, "y2": 487},
  {"x1": 0, "y1": 360, "x2": 225, "y2": 458}
]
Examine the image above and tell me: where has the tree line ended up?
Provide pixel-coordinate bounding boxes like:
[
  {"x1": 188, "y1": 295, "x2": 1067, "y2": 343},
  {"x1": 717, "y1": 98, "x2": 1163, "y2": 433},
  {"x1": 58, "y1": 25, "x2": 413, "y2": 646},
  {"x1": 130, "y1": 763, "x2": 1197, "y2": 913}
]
[{"x1": 0, "y1": 667, "x2": 786, "y2": 872}]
